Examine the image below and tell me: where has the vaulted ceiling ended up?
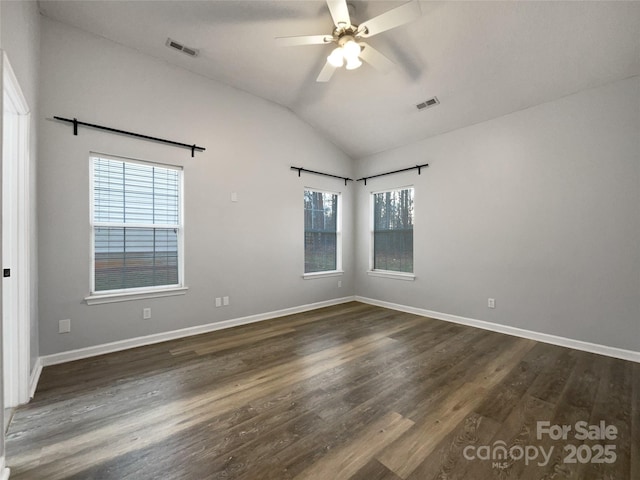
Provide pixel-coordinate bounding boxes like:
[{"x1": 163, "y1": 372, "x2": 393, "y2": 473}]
[{"x1": 39, "y1": 1, "x2": 640, "y2": 159}]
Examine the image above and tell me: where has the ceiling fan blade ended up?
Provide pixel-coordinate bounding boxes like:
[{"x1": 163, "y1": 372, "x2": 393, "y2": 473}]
[
  {"x1": 275, "y1": 35, "x2": 333, "y2": 47},
  {"x1": 358, "y1": 42, "x2": 395, "y2": 73},
  {"x1": 326, "y1": 0, "x2": 351, "y2": 28},
  {"x1": 316, "y1": 61, "x2": 337, "y2": 82},
  {"x1": 358, "y1": 0, "x2": 421, "y2": 38}
]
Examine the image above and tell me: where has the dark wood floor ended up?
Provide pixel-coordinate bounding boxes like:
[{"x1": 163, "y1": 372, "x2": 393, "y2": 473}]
[{"x1": 6, "y1": 302, "x2": 639, "y2": 479}]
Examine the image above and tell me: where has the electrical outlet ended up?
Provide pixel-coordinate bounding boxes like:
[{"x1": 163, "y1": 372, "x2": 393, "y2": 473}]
[
  {"x1": 143, "y1": 307, "x2": 151, "y2": 319},
  {"x1": 223, "y1": 296, "x2": 230, "y2": 306},
  {"x1": 488, "y1": 298, "x2": 496, "y2": 309},
  {"x1": 59, "y1": 319, "x2": 71, "y2": 334},
  {"x1": 338, "y1": 280, "x2": 342, "y2": 288},
  {"x1": 215, "y1": 297, "x2": 222, "y2": 307}
]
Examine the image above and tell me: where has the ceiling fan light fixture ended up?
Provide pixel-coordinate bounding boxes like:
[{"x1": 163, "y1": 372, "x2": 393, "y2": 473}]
[
  {"x1": 327, "y1": 47, "x2": 344, "y2": 67},
  {"x1": 342, "y1": 39, "x2": 361, "y2": 60},
  {"x1": 345, "y1": 56, "x2": 362, "y2": 70}
]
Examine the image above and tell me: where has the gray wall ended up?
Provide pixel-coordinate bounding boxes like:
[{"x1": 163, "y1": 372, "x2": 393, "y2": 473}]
[
  {"x1": 38, "y1": 18, "x2": 354, "y2": 356},
  {"x1": 1, "y1": 1, "x2": 40, "y2": 372},
  {"x1": 355, "y1": 76, "x2": 640, "y2": 352},
  {"x1": 37, "y1": 17, "x2": 639, "y2": 357}
]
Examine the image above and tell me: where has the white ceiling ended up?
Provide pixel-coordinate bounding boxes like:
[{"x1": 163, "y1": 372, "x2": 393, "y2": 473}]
[{"x1": 38, "y1": 1, "x2": 640, "y2": 159}]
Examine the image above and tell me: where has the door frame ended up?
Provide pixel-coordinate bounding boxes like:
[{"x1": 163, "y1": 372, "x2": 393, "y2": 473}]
[{"x1": 2, "y1": 51, "x2": 31, "y2": 408}]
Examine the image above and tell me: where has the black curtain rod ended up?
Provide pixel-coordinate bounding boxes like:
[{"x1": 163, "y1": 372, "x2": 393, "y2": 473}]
[
  {"x1": 291, "y1": 166, "x2": 353, "y2": 186},
  {"x1": 53, "y1": 116, "x2": 206, "y2": 157},
  {"x1": 357, "y1": 163, "x2": 429, "y2": 185}
]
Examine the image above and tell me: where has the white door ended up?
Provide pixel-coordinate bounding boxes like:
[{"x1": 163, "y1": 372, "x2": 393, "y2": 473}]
[{"x1": 2, "y1": 52, "x2": 31, "y2": 408}]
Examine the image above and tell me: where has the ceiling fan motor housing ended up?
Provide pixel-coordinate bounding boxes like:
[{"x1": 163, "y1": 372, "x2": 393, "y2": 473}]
[
  {"x1": 333, "y1": 25, "x2": 359, "y2": 42},
  {"x1": 338, "y1": 33, "x2": 357, "y2": 47}
]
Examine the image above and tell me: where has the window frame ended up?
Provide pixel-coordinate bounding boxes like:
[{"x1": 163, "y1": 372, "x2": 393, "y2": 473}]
[
  {"x1": 302, "y1": 187, "x2": 343, "y2": 279},
  {"x1": 368, "y1": 185, "x2": 416, "y2": 281},
  {"x1": 86, "y1": 153, "x2": 187, "y2": 304}
]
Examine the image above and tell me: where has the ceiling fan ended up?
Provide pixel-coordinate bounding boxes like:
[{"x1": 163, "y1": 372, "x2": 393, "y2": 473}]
[{"x1": 275, "y1": 0, "x2": 421, "y2": 82}]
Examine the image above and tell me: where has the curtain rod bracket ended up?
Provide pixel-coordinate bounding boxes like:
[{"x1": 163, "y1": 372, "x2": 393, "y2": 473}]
[{"x1": 73, "y1": 118, "x2": 78, "y2": 136}]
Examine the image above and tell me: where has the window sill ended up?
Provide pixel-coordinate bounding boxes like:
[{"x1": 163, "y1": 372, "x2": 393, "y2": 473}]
[
  {"x1": 85, "y1": 286, "x2": 189, "y2": 305},
  {"x1": 367, "y1": 270, "x2": 415, "y2": 281},
  {"x1": 302, "y1": 270, "x2": 344, "y2": 280}
]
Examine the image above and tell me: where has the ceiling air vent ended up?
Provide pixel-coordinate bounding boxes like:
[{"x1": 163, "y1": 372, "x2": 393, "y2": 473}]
[
  {"x1": 416, "y1": 96, "x2": 440, "y2": 110},
  {"x1": 166, "y1": 38, "x2": 199, "y2": 57}
]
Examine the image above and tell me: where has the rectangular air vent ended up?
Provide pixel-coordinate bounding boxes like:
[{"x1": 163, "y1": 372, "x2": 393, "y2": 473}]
[
  {"x1": 166, "y1": 38, "x2": 199, "y2": 57},
  {"x1": 416, "y1": 96, "x2": 440, "y2": 110},
  {"x1": 182, "y1": 47, "x2": 198, "y2": 57}
]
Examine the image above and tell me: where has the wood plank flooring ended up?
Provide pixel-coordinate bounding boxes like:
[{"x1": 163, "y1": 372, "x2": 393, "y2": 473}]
[{"x1": 5, "y1": 302, "x2": 638, "y2": 479}]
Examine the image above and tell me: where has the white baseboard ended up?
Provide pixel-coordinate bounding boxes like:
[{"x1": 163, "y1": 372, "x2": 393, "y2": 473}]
[
  {"x1": 355, "y1": 296, "x2": 640, "y2": 363},
  {"x1": 29, "y1": 358, "x2": 43, "y2": 399},
  {"x1": 39, "y1": 296, "x2": 356, "y2": 367},
  {"x1": 34, "y1": 293, "x2": 639, "y2": 397},
  {"x1": 0, "y1": 458, "x2": 10, "y2": 480}
]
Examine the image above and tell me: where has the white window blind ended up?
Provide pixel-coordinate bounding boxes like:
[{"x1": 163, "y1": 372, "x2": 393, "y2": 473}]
[
  {"x1": 304, "y1": 190, "x2": 339, "y2": 273},
  {"x1": 91, "y1": 156, "x2": 183, "y2": 293},
  {"x1": 373, "y1": 187, "x2": 414, "y2": 273}
]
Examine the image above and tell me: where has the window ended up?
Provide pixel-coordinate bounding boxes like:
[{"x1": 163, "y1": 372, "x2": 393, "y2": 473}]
[
  {"x1": 372, "y1": 187, "x2": 414, "y2": 273},
  {"x1": 90, "y1": 155, "x2": 183, "y2": 294},
  {"x1": 304, "y1": 189, "x2": 341, "y2": 274}
]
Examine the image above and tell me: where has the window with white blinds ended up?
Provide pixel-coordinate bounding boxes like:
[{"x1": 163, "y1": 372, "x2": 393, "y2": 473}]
[{"x1": 90, "y1": 155, "x2": 183, "y2": 293}]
